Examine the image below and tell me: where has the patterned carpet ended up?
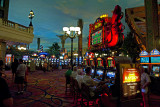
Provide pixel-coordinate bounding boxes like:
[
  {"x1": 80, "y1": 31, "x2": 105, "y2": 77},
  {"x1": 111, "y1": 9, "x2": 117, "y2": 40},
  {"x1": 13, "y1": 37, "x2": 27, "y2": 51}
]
[{"x1": 5, "y1": 69, "x2": 76, "y2": 107}]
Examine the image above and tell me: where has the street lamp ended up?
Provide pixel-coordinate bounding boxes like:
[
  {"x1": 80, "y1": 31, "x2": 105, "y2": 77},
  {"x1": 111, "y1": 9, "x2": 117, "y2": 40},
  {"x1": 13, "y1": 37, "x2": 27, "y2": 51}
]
[
  {"x1": 28, "y1": 10, "x2": 34, "y2": 26},
  {"x1": 63, "y1": 26, "x2": 81, "y2": 70}
]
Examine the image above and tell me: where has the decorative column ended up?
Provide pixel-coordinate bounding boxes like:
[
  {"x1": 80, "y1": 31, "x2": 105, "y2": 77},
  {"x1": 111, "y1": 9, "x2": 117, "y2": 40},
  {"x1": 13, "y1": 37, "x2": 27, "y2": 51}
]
[
  {"x1": 144, "y1": 0, "x2": 159, "y2": 51},
  {"x1": 56, "y1": 35, "x2": 68, "y2": 52},
  {"x1": 0, "y1": 42, "x2": 6, "y2": 71},
  {"x1": 77, "y1": 19, "x2": 83, "y2": 65}
]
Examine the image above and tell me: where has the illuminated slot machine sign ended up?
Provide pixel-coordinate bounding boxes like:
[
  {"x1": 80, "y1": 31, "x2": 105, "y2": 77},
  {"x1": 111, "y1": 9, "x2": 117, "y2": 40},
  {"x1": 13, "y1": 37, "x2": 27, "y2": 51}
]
[
  {"x1": 150, "y1": 49, "x2": 160, "y2": 77},
  {"x1": 83, "y1": 59, "x2": 88, "y2": 66},
  {"x1": 88, "y1": 5, "x2": 125, "y2": 51},
  {"x1": 90, "y1": 58, "x2": 95, "y2": 66},
  {"x1": 97, "y1": 58, "x2": 103, "y2": 67},
  {"x1": 106, "y1": 57, "x2": 115, "y2": 68},
  {"x1": 122, "y1": 68, "x2": 141, "y2": 99},
  {"x1": 40, "y1": 55, "x2": 45, "y2": 58},
  {"x1": 139, "y1": 50, "x2": 149, "y2": 64},
  {"x1": 6, "y1": 54, "x2": 12, "y2": 64}
]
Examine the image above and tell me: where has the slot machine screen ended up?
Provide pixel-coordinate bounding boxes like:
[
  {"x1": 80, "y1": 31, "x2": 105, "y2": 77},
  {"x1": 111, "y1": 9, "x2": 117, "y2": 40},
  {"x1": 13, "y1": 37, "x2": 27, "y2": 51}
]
[
  {"x1": 107, "y1": 72, "x2": 115, "y2": 78},
  {"x1": 152, "y1": 66, "x2": 159, "y2": 73},
  {"x1": 142, "y1": 66, "x2": 148, "y2": 68},
  {"x1": 23, "y1": 55, "x2": 28, "y2": 61},
  {"x1": 140, "y1": 57, "x2": 149, "y2": 63},
  {"x1": 97, "y1": 70, "x2": 103, "y2": 76},
  {"x1": 91, "y1": 69, "x2": 94, "y2": 74},
  {"x1": 83, "y1": 68, "x2": 86, "y2": 72}
]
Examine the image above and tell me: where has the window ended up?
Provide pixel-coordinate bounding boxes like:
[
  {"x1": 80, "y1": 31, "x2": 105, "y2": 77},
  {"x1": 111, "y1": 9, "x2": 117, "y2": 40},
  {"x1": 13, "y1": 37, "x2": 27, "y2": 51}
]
[
  {"x1": 0, "y1": 10, "x2": 4, "y2": 18},
  {"x1": 0, "y1": 0, "x2": 4, "y2": 7}
]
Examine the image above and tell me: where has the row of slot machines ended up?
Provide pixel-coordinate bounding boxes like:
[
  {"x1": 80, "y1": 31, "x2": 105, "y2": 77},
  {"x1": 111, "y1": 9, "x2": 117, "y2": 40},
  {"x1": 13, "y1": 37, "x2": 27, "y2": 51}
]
[
  {"x1": 83, "y1": 56, "x2": 132, "y2": 87},
  {"x1": 84, "y1": 57, "x2": 144, "y2": 106},
  {"x1": 51, "y1": 59, "x2": 70, "y2": 66},
  {"x1": 83, "y1": 57, "x2": 116, "y2": 88}
]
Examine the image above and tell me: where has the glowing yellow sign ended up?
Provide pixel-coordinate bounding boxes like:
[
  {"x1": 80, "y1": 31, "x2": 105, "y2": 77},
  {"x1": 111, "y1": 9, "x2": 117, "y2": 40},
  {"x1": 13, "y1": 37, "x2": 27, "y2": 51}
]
[
  {"x1": 94, "y1": 23, "x2": 102, "y2": 29},
  {"x1": 100, "y1": 14, "x2": 108, "y2": 18}
]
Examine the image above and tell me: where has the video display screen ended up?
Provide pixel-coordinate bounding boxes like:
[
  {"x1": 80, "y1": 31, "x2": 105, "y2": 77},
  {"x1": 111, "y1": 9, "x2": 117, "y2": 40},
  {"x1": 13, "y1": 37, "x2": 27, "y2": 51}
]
[
  {"x1": 151, "y1": 57, "x2": 160, "y2": 63},
  {"x1": 91, "y1": 29, "x2": 102, "y2": 45},
  {"x1": 97, "y1": 70, "x2": 103, "y2": 76},
  {"x1": 152, "y1": 66, "x2": 159, "y2": 73},
  {"x1": 91, "y1": 69, "x2": 94, "y2": 74},
  {"x1": 107, "y1": 72, "x2": 115, "y2": 78},
  {"x1": 140, "y1": 57, "x2": 149, "y2": 63},
  {"x1": 23, "y1": 55, "x2": 28, "y2": 61}
]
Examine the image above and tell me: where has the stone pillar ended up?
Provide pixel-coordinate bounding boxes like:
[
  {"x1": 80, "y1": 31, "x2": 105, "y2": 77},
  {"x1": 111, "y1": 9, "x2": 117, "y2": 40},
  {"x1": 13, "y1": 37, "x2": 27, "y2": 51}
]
[
  {"x1": 37, "y1": 38, "x2": 40, "y2": 50},
  {"x1": 144, "y1": 0, "x2": 159, "y2": 51},
  {"x1": 77, "y1": 19, "x2": 83, "y2": 65},
  {"x1": 56, "y1": 35, "x2": 68, "y2": 53},
  {"x1": 0, "y1": 42, "x2": 6, "y2": 71}
]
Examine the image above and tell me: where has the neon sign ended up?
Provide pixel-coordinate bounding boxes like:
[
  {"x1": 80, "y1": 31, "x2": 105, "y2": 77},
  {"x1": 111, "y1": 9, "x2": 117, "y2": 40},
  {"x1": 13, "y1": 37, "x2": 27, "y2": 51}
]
[{"x1": 88, "y1": 5, "x2": 124, "y2": 50}]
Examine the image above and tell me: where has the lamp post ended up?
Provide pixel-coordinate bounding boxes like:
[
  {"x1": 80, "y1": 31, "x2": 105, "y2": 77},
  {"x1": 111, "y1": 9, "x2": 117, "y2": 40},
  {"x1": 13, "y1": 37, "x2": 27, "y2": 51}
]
[
  {"x1": 28, "y1": 10, "x2": 34, "y2": 26},
  {"x1": 63, "y1": 27, "x2": 81, "y2": 70}
]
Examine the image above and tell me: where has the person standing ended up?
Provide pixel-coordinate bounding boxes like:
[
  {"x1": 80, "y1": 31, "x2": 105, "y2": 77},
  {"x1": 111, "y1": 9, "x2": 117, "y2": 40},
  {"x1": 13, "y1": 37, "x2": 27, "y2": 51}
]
[
  {"x1": 11, "y1": 58, "x2": 19, "y2": 81},
  {"x1": 43, "y1": 62, "x2": 47, "y2": 73},
  {"x1": 15, "y1": 59, "x2": 26, "y2": 94},
  {"x1": 141, "y1": 68, "x2": 151, "y2": 107}
]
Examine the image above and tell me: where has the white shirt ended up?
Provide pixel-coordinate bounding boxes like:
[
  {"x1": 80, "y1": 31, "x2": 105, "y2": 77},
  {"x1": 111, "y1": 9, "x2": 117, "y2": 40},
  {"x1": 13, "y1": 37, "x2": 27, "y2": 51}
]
[
  {"x1": 83, "y1": 75, "x2": 99, "y2": 97},
  {"x1": 71, "y1": 71, "x2": 78, "y2": 79},
  {"x1": 16, "y1": 64, "x2": 26, "y2": 77},
  {"x1": 76, "y1": 75, "x2": 83, "y2": 89},
  {"x1": 141, "y1": 72, "x2": 151, "y2": 93}
]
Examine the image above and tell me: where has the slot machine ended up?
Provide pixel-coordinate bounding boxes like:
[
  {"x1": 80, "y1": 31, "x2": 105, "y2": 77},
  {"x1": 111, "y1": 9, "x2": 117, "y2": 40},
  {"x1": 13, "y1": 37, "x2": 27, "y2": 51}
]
[
  {"x1": 79, "y1": 57, "x2": 82, "y2": 65},
  {"x1": 139, "y1": 50, "x2": 150, "y2": 72},
  {"x1": 89, "y1": 58, "x2": 96, "y2": 78},
  {"x1": 95, "y1": 57, "x2": 105, "y2": 81},
  {"x1": 105, "y1": 57, "x2": 116, "y2": 87},
  {"x1": 83, "y1": 58, "x2": 89, "y2": 69}
]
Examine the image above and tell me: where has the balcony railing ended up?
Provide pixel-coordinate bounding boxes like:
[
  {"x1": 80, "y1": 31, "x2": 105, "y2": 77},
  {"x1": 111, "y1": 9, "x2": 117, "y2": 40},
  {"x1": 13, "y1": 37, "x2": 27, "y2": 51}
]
[{"x1": 0, "y1": 18, "x2": 33, "y2": 34}]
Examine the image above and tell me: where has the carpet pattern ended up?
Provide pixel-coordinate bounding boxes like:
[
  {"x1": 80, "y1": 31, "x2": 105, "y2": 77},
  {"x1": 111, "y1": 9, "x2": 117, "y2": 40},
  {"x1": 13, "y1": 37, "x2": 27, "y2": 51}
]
[{"x1": 5, "y1": 69, "x2": 76, "y2": 107}]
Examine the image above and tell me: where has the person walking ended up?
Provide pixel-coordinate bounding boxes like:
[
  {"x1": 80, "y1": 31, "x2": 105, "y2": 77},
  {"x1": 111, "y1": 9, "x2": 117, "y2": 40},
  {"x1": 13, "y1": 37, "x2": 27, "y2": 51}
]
[
  {"x1": 141, "y1": 68, "x2": 151, "y2": 107},
  {"x1": 11, "y1": 58, "x2": 19, "y2": 81},
  {"x1": 15, "y1": 59, "x2": 26, "y2": 94}
]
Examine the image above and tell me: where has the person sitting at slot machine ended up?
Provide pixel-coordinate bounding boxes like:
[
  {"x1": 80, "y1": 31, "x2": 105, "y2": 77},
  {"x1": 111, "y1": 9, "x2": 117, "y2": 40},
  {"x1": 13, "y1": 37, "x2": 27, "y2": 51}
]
[
  {"x1": 76, "y1": 69, "x2": 84, "y2": 89},
  {"x1": 71, "y1": 66, "x2": 78, "y2": 79},
  {"x1": 77, "y1": 65, "x2": 85, "y2": 75},
  {"x1": 83, "y1": 66, "x2": 109, "y2": 97}
]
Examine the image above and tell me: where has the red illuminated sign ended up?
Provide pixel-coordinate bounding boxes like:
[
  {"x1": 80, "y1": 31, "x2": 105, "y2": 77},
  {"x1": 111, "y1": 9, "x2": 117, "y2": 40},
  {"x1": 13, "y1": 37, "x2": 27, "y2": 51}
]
[
  {"x1": 122, "y1": 68, "x2": 141, "y2": 99},
  {"x1": 88, "y1": 5, "x2": 124, "y2": 50},
  {"x1": 123, "y1": 68, "x2": 140, "y2": 83}
]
